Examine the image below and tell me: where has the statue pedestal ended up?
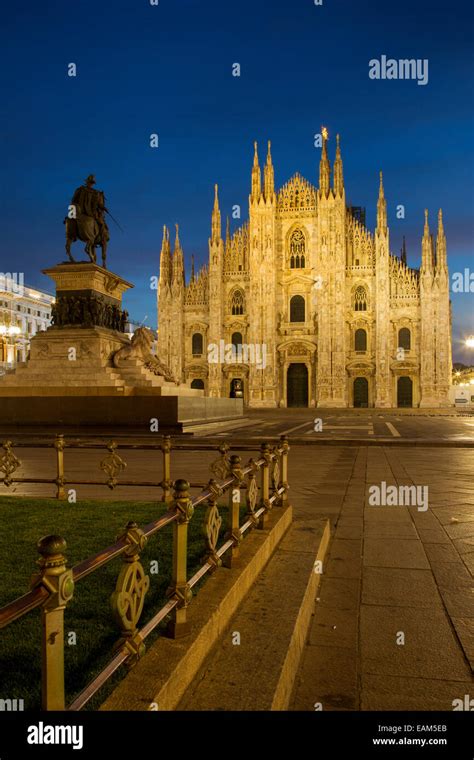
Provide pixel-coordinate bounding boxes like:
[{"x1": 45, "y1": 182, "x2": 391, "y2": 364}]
[
  {"x1": 43, "y1": 262, "x2": 134, "y2": 331},
  {"x1": 0, "y1": 263, "x2": 243, "y2": 431}
]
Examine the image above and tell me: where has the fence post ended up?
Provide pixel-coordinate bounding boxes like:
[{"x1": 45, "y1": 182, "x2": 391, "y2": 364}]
[
  {"x1": 223, "y1": 455, "x2": 243, "y2": 568},
  {"x1": 258, "y1": 442, "x2": 271, "y2": 528},
  {"x1": 279, "y1": 434, "x2": 290, "y2": 508},
  {"x1": 31, "y1": 535, "x2": 74, "y2": 710},
  {"x1": 54, "y1": 434, "x2": 66, "y2": 500},
  {"x1": 161, "y1": 435, "x2": 173, "y2": 504},
  {"x1": 166, "y1": 479, "x2": 193, "y2": 638}
]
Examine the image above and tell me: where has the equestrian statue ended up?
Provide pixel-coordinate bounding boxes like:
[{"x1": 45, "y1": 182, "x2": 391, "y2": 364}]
[{"x1": 64, "y1": 174, "x2": 111, "y2": 268}]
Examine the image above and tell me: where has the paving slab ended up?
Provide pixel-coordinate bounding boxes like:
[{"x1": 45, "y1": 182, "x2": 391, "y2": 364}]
[
  {"x1": 291, "y1": 645, "x2": 358, "y2": 711},
  {"x1": 363, "y1": 537, "x2": 430, "y2": 570},
  {"x1": 360, "y1": 605, "x2": 471, "y2": 681},
  {"x1": 362, "y1": 567, "x2": 442, "y2": 610},
  {"x1": 361, "y1": 674, "x2": 474, "y2": 711}
]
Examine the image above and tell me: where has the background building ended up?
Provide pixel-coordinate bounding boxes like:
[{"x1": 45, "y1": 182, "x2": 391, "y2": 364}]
[
  {"x1": 0, "y1": 276, "x2": 54, "y2": 371},
  {"x1": 157, "y1": 133, "x2": 452, "y2": 408}
]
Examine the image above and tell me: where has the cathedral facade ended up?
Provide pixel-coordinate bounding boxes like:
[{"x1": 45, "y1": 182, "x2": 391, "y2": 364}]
[{"x1": 157, "y1": 133, "x2": 452, "y2": 408}]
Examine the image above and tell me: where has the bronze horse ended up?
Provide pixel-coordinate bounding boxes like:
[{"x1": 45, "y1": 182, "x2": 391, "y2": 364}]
[{"x1": 64, "y1": 202, "x2": 108, "y2": 268}]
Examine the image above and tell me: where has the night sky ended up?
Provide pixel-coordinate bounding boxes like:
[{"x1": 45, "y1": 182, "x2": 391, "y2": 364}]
[{"x1": 2, "y1": 0, "x2": 473, "y2": 361}]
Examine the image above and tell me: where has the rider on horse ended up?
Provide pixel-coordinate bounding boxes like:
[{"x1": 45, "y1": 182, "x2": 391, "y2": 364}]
[
  {"x1": 66, "y1": 174, "x2": 110, "y2": 266},
  {"x1": 71, "y1": 174, "x2": 109, "y2": 245}
]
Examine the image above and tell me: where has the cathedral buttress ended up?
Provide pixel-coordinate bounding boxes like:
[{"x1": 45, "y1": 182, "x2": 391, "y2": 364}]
[
  {"x1": 419, "y1": 210, "x2": 437, "y2": 406},
  {"x1": 208, "y1": 184, "x2": 224, "y2": 397},
  {"x1": 374, "y1": 172, "x2": 391, "y2": 408}
]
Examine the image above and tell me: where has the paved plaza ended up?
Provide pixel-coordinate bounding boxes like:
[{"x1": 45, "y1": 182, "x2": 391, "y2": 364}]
[{"x1": 1, "y1": 411, "x2": 473, "y2": 710}]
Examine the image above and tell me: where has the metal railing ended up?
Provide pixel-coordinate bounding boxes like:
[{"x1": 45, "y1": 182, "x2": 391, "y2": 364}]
[{"x1": 0, "y1": 435, "x2": 290, "y2": 711}]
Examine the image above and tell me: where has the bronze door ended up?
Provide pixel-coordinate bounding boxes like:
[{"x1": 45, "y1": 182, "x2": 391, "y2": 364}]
[
  {"x1": 353, "y1": 377, "x2": 368, "y2": 408},
  {"x1": 287, "y1": 363, "x2": 308, "y2": 407},
  {"x1": 397, "y1": 376, "x2": 413, "y2": 407}
]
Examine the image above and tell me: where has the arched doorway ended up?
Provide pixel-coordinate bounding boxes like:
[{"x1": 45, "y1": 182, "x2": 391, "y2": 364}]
[
  {"x1": 397, "y1": 376, "x2": 413, "y2": 407},
  {"x1": 230, "y1": 378, "x2": 244, "y2": 398},
  {"x1": 190, "y1": 379, "x2": 205, "y2": 390},
  {"x1": 353, "y1": 377, "x2": 368, "y2": 408},
  {"x1": 287, "y1": 363, "x2": 308, "y2": 407}
]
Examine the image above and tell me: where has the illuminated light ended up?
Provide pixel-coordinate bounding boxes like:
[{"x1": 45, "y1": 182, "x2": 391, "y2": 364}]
[{"x1": 466, "y1": 336, "x2": 474, "y2": 348}]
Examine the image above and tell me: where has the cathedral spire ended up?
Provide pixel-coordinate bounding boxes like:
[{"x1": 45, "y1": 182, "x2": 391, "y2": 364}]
[
  {"x1": 191, "y1": 253, "x2": 195, "y2": 281},
  {"x1": 401, "y1": 235, "x2": 407, "y2": 265},
  {"x1": 172, "y1": 222, "x2": 185, "y2": 285},
  {"x1": 376, "y1": 171, "x2": 387, "y2": 233},
  {"x1": 211, "y1": 183, "x2": 221, "y2": 243},
  {"x1": 318, "y1": 127, "x2": 331, "y2": 197},
  {"x1": 435, "y1": 208, "x2": 447, "y2": 274},
  {"x1": 264, "y1": 140, "x2": 275, "y2": 201},
  {"x1": 226, "y1": 215, "x2": 230, "y2": 245},
  {"x1": 159, "y1": 224, "x2": 171, "y2": 285},
  {"x1": 421, "y1": 209, "x2": 433, "y2": 274},
  {"x1": 333, "y1": 133, "x2": 344, "y2": 196},
  {"x1": 251, "y1": 141, "x2": 261, "y2": 201}
]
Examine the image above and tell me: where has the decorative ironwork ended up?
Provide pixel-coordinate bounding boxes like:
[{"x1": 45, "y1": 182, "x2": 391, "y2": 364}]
[
  {"x1": 111, "y1": 522, "x2": 150, "y2": 638},
  {"x1": 271, "y1": 456, "x2": 280, "y2": 492},
  {"x1": 210, "y1": 443, "x2": 230, "y2": 479},
  {"x1": 111, "y1": 562, "x2": 150, "y2": 634},
  {"x1": 100, "y1": 441, "x2": 127, "y2": 489},
  {"x1": 0, "y1": 441, "x2": 21, "y2": 487},
  {"x1": 207, "y1": 478, "x2": 223, "y2": 500},
  {"x1": 203, "y1": 499, "x2": 222, "y2": 569},
  {"x1": 247, "y1": 474, "x2": 258, "y2": 512}
]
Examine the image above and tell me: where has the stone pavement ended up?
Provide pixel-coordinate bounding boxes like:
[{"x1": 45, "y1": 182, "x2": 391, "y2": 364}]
[
  {"x1": 1, "y1": 439, "x2": 473, "y2": 710},
  {"x1": 289, "y1": 446, "x2": 474, "y2": 710}
]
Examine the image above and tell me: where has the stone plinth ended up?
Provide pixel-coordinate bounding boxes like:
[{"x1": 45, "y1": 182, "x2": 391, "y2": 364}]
[
  {"x1": 0, "y1": 263, "x2": 244, "y2": 430},
  {"x1": 43, "y1": 263, "x2": 133, "y2": 332},
  {"x1": 42, "y1": 262, "x2": 133, "y2": 303}
]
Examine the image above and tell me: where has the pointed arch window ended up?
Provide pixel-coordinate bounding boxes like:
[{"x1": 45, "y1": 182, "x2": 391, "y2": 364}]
[
  {"x1": 289, "y1": 229, "x2": 306, "y2": 269},
  {"x1": 231, "y1": 332, "x2": 243, "y2": 348},
  {"x1": 230, "y1": 289, "x2": 245, "y2": 315},
  {"x1": 355, "y1": 328, "x2": 367, "y2": 352},
  {"x1": 354, "y1": 286, "x2": 367, "y2": 311},
  {"x1": 290, "y1": 295, "x2": 305, "y2": 323},
  {"x1": 192, "y1": 332, "x2": 203, "y2": 355},
  {"x1": 398, "y1": 327, "x2": 411, "y2": 351}
]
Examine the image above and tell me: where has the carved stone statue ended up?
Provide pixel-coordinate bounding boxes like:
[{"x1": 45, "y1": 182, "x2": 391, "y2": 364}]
[
  {"x1": 112, "y1": 327, "x2": 178, "y2": 383},
  {"x1": 64, "y1": 174, "x2": 110, "y2": 267}
]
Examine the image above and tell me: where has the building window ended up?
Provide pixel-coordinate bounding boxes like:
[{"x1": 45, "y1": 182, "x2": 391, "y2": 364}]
[
  {"x1": 354, "y1": 286, "x2": 367, "y2": 311},
  {"x1": 230, "y1": 289, "x2": 245, "y2": 315},
  {"x1": 191, "y1": 379, "x2": 205, "y2": 390},
  {"x1": 289, "y1": 229, "x2": 306, "y2": 269},
  {"x1": 398, "y1": 327, "x2": 411, "y2": 351},
  {"x1": 290, "y1": 295, "x2": 305, "y2": 323},
  {"x1": 355, "y1": 328, "x2": 367, "y2": 351},
  {"x1": 231, "y1": 332, "x2": 243, "y2": 348},
  {"x1": 192, "y1": 332, "x2": 203, "y2": 355}
]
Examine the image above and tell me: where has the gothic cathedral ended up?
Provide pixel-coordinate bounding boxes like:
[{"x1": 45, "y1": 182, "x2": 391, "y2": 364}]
[{"x1": 157, "y1": 132, "x2": 452, "y2": 408}]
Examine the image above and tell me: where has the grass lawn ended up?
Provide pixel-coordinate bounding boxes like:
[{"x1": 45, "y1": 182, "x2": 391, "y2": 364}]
[{"x1": 0, "y1": 495, "x2": 239, "y2": 710}]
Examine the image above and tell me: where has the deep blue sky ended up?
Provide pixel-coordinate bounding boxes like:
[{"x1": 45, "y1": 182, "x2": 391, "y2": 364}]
[{"x1": 2, "y1": 0, "x2": 473, "y2": 361}]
